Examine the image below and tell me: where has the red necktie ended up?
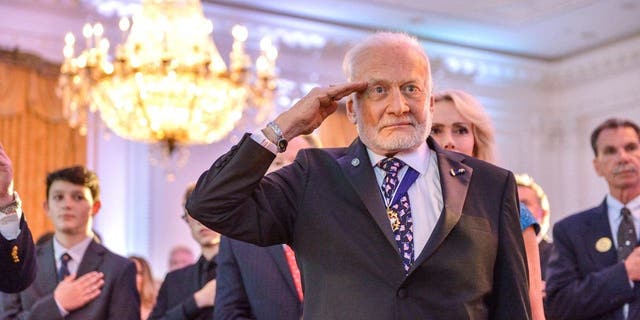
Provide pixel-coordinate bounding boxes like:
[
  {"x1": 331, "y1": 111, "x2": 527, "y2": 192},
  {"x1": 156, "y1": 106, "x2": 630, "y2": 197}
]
[{"x1": 283, "y1": 245, "x2": 303, "y2": 301}]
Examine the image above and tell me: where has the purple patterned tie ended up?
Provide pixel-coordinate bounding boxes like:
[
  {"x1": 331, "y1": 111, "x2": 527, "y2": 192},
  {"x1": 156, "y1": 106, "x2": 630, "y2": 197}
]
[{"x1": 378, "y1": 157, "x2": 414, "y2": 273}]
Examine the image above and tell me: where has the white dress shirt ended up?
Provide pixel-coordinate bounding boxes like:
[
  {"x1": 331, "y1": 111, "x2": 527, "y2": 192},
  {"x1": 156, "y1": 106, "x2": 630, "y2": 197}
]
[{"x1": 52, "y1": 235, "x2": 94, "y2": 316}]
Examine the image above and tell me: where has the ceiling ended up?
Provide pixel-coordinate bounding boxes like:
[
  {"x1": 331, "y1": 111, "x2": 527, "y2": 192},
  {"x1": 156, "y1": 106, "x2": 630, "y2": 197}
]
[
  {"x1": 202, "y1": 0, "x2": 640, "y2": 61},
  {"x1": 1, "y1": 0, "x2": 639, "y2": 64}
]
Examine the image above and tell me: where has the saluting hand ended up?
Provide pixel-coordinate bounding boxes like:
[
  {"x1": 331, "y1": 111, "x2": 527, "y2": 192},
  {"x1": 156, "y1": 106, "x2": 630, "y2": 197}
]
[{"x1": 274, "y1": 82, "x2": 367, "y2": 140}]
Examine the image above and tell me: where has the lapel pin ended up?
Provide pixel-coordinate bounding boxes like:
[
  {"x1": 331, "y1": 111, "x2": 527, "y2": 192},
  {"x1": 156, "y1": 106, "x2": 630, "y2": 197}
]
[
  {"x1": 450, "y1": 168, "x2": 466, "y2": 177},
  {"x1": 595, "y1": 237, "x2": 612, "y2": 253},
  {"x1": 351, "y1": 158, "x2": 360, "y2": 167}
]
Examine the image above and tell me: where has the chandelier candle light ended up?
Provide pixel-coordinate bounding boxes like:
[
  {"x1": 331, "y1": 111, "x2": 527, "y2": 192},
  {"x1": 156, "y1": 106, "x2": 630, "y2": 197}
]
[{"x1": 58, "y1": 0, "x2": 278, "y2": 154}]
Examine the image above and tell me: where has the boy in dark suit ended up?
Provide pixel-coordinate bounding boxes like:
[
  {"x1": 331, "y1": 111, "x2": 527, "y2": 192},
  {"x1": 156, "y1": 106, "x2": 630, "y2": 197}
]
[{"x1": 0, "y1": 165, "x2": 140, "y2": 319}]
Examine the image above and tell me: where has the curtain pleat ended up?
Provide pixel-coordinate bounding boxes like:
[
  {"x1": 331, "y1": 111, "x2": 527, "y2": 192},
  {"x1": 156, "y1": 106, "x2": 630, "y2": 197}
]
[{"x1": 0, "y1": 51, "x2": 86, "y2": 241}]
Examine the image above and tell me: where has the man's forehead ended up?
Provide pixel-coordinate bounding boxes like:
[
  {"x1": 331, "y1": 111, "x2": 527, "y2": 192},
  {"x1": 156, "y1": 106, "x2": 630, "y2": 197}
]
[{"x1": 597, "y1": 127, "x2": 640, "y2": 147}]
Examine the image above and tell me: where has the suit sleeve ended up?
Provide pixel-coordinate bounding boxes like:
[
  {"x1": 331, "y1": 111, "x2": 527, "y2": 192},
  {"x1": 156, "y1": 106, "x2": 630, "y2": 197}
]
[
  {"x1": 214, "y1": 237, "x2": 255, "y2": 320},
  {"x1": 186, "y1": 133, "x2": 305, "y2": 246},
  {"x1": 148, "y1": 274, "x2": 205, "y2": 320},
  {"x1": 0, "y1": 291, "x2": 63, "y2": 320},
  {"x1": 491, "y1": 172, "x2": 532, "y2": 319},
  {"x1": 108, "y1": 260, "x2": 141, "y2": 320},
  {"x1": 0, "y1": 215, "x2": 37, "y2": 293},
  {"x1": 545, "y1": 220, "x2": 634, "y2": 320}
]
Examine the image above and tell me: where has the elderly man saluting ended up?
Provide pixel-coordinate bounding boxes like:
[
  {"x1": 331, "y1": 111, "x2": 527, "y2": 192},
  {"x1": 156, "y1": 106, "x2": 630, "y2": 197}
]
[{"x1": 187, "y1": 31, "x2": 530, "y2": 320}]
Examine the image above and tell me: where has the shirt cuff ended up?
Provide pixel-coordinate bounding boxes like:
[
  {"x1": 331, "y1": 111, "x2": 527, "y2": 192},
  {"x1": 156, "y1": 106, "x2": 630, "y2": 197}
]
[
  {"x1": 0, "y1": 208, "x2": 22, "y2": 240},
  {"x1": 250, "y1": 131, "x2": 278, "y2": 154},
  {"x1": 55, "y1": 297, "x2": 70, "y2": 317}
]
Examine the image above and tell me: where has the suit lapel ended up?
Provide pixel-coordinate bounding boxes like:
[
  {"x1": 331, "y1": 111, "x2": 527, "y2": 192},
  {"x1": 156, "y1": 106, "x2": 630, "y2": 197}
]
[
  {"x1": 76, "y1": 240, "x2": 106, "y2": 276},
  {"x1": 587, "y1": 200, "x2": 617, "y2": 268},
  {"x1": 412, "y1": 139, "x2": 472, "y2": 271},
  {"x1": 337, "y1": 139, "x2": 398, "y2": 252},
  {"x1": 267, "y1": 245, "x2": 298, "y2": 297},
  {"x1": 37, "y1": 241, "x2": 59, "y2": 294}
]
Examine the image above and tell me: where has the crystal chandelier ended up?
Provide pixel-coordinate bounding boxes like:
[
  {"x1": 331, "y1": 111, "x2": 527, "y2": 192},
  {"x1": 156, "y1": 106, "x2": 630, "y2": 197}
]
[{"x1": 58, "y1": 0, "x2": 278, "y2": 153}]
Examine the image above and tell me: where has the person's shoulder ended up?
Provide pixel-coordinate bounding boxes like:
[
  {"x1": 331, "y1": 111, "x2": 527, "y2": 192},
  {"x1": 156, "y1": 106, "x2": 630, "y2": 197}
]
[
  {"x1": 439, "y1": 149, "x2": 512, "y2": 184},
  {"x1": 556, "y1": 205, "x2": 604, "y2": 229},
  {"x1": 224, "y1": 236, "x2": 277, "y2": 258},
  {"x1": 300, "y1": 146, "x2": 349, "y2": 159},
  {"x1": 461, "y1": 153, "x2": 509, "y2": 175},
  {"x1": 164, "y1": 263, "x2": 198, "y2": 281},
  {"x1": 92, "y1": 241, "x2": 135, "y2": 269}
]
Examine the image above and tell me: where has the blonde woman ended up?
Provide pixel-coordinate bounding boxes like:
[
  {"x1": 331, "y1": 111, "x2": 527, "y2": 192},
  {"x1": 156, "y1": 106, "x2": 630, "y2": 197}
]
[{"x1": 432, "y1": 89, "x2": 545, "y2": 320}]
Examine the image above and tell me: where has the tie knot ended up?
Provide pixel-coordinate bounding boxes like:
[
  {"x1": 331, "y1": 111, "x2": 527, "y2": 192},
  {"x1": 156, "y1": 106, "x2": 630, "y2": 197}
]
[
  {"x1": 377, "y1": 157, "x2": 406, "y2": 173},
  {"x1": 60, "y1": 253, "x2": 71, "y2": 263},
  {"x1": 622, "y1": 207, "x2": 632, "y2": 218}
]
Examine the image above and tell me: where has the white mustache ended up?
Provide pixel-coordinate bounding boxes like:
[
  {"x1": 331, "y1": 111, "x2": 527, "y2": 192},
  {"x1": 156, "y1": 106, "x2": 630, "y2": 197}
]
[
  {"x1": 379, "y1": 117, "x2": 416, "y2": 127},
  {"x1": 613, "y1": 164, "x2": 637, "y2": 174}
]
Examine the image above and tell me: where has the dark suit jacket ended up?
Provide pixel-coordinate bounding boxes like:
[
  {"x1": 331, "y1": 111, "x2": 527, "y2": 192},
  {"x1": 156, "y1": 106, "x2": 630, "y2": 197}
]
[
  {"x1": 214, "y1": 236, "x2": 303, "y2": 320},
  {"x1": 546, "y1": 200, "x2": 639, "y2": 320},
  {"x1": 539, "y1": 238, "x2": 553, "y2": 280},
  {"x1": 0, "y1": 238, "x2": 140, "y2": 320},
  {"x1": 0, "y1": 215, "x2": 36, "y2": 293},
  {"x1": 186, "y1": 135, "x2": 530, "y2": 320},
  {"x1": 149, "y1": 257, "x2": 214, "y2": 320}
]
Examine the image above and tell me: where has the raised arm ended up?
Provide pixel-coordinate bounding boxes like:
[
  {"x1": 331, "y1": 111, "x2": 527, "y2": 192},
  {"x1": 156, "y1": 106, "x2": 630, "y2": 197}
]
[
  {"x1": 185, "y1": 82, "x2": 366, "y2": 246},
  {"x1": 0, "y1": 142, "x2": 36, "y2": 294}
]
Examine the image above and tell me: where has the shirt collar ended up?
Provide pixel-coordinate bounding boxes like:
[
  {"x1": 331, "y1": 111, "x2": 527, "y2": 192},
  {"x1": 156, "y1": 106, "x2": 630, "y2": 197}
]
[
  {"x1": 606, "y1": 193, "x2": 640, "y2": 220},
  {"x1": 53, "y1": 235, "x2": 93, "y2": 264},
  {"x1": 366, "y1": 141, "x2": 430, "y2": 174}
]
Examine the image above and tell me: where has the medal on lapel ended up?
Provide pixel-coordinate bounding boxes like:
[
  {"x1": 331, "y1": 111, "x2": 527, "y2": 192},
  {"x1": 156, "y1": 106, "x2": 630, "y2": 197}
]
[
  {"x1": 387, "y1": 207, "x2": 400, "y2": 232},
  {"x1": 595, "y1": 237, "x2": 612, "y2": 253}
]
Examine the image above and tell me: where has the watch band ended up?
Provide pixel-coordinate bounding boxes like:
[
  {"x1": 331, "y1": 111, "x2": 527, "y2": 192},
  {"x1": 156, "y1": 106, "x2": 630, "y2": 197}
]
[
  {"x1": 0, "y1": 191, "x2": 21, "y2": 215},
  {"x1": 266, "y1": 121, "x2": 288, "y2": 153}
]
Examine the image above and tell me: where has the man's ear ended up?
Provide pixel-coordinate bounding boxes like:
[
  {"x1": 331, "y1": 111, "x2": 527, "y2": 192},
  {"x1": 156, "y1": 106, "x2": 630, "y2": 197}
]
[
  {"x1": 429, "y1": 95, "x2": 435, "y2": 113},
  {"x1": 43, "y1": 200, "x2": 49, "y2": 215},
  {"x1": 91, "y1": 200, "x2": 102, "y2": 217},
  {"x1": 346, "y1": 98, "x2": 357, "y2": 124},
  {"x1": 592, "y1": 157, "x2": 604, "y2": 177}
]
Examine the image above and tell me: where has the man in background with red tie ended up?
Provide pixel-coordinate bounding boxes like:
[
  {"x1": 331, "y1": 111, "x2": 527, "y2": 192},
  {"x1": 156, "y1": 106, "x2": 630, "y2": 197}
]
[
  {"x1": 187, "y1": 31, "x2": 530, "y2": 319},
  {"x1": 0, "y1": 165, "x2": 140, "y2": 319},
  {"x1": 214, "y1": 135, "x2": 319, "y2": 320},
  {"x1": 546, "y1": 118, "x2": 640, "y2": 320}
]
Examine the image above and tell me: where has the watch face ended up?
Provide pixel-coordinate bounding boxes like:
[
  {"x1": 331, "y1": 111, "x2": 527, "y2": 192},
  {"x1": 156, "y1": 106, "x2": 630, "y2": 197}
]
[{"x1": 277, "y1": 139, "x2": 288, "y2": 152}]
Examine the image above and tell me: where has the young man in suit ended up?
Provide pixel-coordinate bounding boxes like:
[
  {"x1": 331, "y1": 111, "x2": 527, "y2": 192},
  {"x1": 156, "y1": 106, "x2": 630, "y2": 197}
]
[
  {"x1": 0, "y1": 143, "x2": 36, "y2": 293},
  {"x1": 187, "y1": 31, "x2": 530, "y2": 319},
  {"x1": 149, "y1": 185, "x2": 219, "y2": 320},
  {"x1": 0, "y1": 165, "x2": 140, "y2": 319},
  {"x1": 214, "y1": 135, "x2": 319, "y2": 320},
  {"x1": 546, "y1": 118, "x2": 640, "y2": 320}
]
